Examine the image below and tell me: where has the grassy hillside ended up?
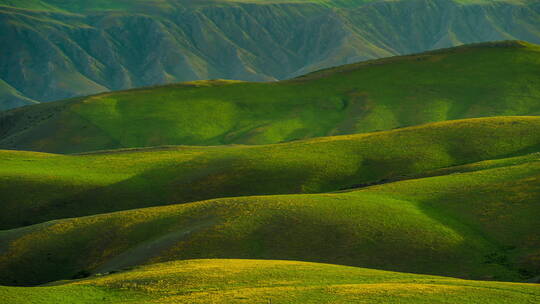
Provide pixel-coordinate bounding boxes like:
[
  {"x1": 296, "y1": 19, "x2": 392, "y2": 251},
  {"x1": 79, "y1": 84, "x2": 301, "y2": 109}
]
[
  {"x1": 1, "y1": 41, "x2": 540, "y2": 153},
  {"x1": 2, "y1": 259, "x2": 539, "y2": 304},
  {"x1": 1, "y1": 0, "x2": 539, "y2": 110},
  {"x1": 1, "y1": 148, "x2": 538, "y2": 285},
  {"x1": 1, "y1": 116, "x2": 539, "y2": 229},
  {"x1": 0, "y1": 79, "x2": 38, "y2": 110}
]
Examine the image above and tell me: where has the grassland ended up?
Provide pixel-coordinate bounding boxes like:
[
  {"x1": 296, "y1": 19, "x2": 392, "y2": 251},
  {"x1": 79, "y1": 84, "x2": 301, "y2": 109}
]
[
  {"x1": 1, "y1": 116, "x2": 539, "y2": 230},
  {"x1": 1, "y1": 144, "x2": 538, "y2": 285},
  {"x1": 1, "y1": 37, "x2": 539, "y2": 303},
  {"x1": 2, "y1": 259, "x2": 539, "y2": 304},
  {"x1": 1, "y1": 41, "x2": 539, "y2": 153}
]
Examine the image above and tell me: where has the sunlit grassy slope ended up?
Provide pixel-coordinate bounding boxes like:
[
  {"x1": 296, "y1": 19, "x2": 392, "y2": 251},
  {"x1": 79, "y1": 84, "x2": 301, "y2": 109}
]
[
  {"x1": 2, "y1": 259, "x2": 539, "y2": 304},
  {"x1": 1, "y1": 41, "x2": 539, "y2": 153},
  {"x1": 1, "y1": 116, "x2": 539, "y2": 229},
  {"x1": 1, "y1": 148, "x2": 538, "y2": 285}
]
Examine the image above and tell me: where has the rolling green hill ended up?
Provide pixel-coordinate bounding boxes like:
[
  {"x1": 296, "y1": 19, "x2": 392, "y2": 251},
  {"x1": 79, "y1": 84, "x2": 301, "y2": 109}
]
[
  {"x1": 1, "y1": 41, "x2": 540, "y2": 153},
  {"x1": 0, "y1": 137, "x2": 539, "y2": 285},
  {"x1": 2, "y1": 259, "x2": 539, "y2": 304},
  {"x1": 1, "y1": 116, "x2": 539, "y2": 230},
  {"x1": 1, "y1": 0, "x2": 539, "y2": 110}
]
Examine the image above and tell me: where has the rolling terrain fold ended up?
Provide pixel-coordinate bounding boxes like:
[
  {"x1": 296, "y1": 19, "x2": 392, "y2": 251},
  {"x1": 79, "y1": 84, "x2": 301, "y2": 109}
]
[
  {"x1": 1, "y1": 116, "x2": 539, "y2": 229},
  {"x1": 0, "y1": 147, "x2": 539, "y2": 285}
]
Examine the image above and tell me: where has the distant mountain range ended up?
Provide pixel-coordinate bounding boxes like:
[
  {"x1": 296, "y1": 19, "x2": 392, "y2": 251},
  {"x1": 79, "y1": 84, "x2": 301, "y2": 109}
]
[{"x1": 1, "y1": 0, "x2": 540, "y2": 110}]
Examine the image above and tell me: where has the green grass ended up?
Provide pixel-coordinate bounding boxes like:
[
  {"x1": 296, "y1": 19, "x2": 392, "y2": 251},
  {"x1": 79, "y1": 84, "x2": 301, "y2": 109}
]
[
  {"x1": 1, "y1": 148, "x2": 538, "y2": 285},
  {"x1": 1, "y1": 41, "x2": 539, "y2": 153},
  {"x1": 0, "y1": 284, "x2": 141, "y2": 304},
  {"x1": 1, "y1": 116, "x2": 539, "y2": 229},
  {"x1": 2, "y1": 259, "x2": 539, "y2": 304}
]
